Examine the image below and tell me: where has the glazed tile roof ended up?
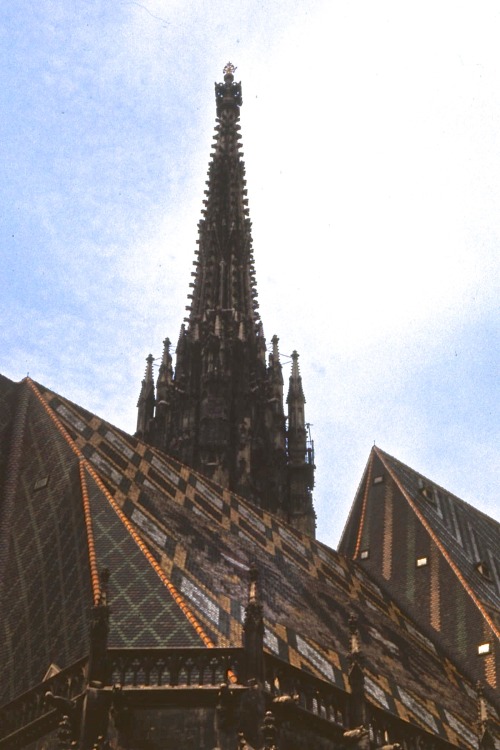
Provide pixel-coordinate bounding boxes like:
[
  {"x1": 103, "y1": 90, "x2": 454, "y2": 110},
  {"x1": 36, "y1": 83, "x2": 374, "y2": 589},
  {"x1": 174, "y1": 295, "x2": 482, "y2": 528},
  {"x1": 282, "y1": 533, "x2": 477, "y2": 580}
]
[
  {"x1": 375, "y1": 447, "x2": 500, "y2": 634},
  {"x1": 0, "y1": 377, "x2": 202, "y2": 705},
  {"x1": 337, "y1": 446, "x2": 500, "y2": 706},
  {"x1": 1, "y1": 376, "x2": 499, "y2": 750}
]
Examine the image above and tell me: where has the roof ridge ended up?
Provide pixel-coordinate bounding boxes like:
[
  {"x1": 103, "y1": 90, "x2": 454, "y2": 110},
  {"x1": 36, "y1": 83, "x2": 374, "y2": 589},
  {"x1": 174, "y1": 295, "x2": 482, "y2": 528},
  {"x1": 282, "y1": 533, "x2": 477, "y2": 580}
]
[
  {"x1": 374, "y1": 446, "x2": 499, "y2": 526},
  {"x1": 0, "y1": 381, "x2": 30, "y2": 586},
  {"x1": 38, "y1": 380, "x2": 316, "y2": 549},
  {"x1": 375, "y1": 447, "x2": 500, "y2": 641},
  {"x1": 25, "y1": 377, "x2": 220, "y2": 655},
  {"x1": 78, "y1": 458, "x2": 100, "y2": 606},
  {"x1": 353, "y1": 450, "x2": 374, "y2": 559}
]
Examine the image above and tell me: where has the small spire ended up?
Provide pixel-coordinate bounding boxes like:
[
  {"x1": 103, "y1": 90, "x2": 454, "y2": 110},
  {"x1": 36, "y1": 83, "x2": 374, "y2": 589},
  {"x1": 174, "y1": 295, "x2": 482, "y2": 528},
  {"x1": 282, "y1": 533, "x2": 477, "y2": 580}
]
[
  {"x1": 257, "y1": 321, "x2": 267, "y2": 364},
  {"x1": 243, "y1": 563, "x2": 264, "y2": 683},
  {"x1": 269, "y1": 334, "x2": 283, "y2": 384},
  {"x1": 269, "y1": 335, "x2": 280, "y2": 366},
  {"x1": 145, "y1": 353, "x2": 154, "y2": 384},
  {"x1": 477, "y1": 682, "x2": 494, "y2": 750},
  {"x1": 347, "y1": 612, "x2": 367, "y2": 730},
  {"x1": 287, "y1": 351, "x2": 305, "y2": 402},
  {"x1": 157, "y1": 338, "x2": 173, "y2": 394},
  {"x1": 286, "y1": 349, "x2": 306, "y2": 404},
  {"x1": 286, "y1": 350, "x2": 306, "y2": 412},
  {"x1": 136, "y1": 354, "x2": 156, "y2": 436}
]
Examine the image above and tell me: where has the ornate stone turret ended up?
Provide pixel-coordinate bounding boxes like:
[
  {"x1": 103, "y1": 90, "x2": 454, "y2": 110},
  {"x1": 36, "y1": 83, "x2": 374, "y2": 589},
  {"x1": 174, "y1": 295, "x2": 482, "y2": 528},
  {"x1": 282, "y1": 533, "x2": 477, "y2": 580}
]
[
  {"x1": 243, "y1": 563, "x2": 264, "y2": 683},
  {"x1": 136, "y1": 64, "x2": 316, "y2": 536},
  {"x1": 286, "y1": 351, "x2": 316, "y2": 535},
  {"x1": 136, "y1": 354, "x2": 155, "y2": 438}
]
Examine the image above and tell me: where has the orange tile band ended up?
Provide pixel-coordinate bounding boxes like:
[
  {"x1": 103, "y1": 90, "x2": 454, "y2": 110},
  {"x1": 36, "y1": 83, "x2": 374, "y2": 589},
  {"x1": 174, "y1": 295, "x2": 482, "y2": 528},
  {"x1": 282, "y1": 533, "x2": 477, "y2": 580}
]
[
  {"x1": 353, "y1": 451, "x2": 374, "y2": 559},
  {"x1": 25, "y1": 378, "x2": 238, "y2": 684},
  {"x1": 376, "y1": 447, "x2": 500, "y2": 641},
  {"x1": 83, "y1": 458, "x2": 218, "y2": 648},
  {"x1": 79, "y1": 458, "x2": 101, "y2": 606}
]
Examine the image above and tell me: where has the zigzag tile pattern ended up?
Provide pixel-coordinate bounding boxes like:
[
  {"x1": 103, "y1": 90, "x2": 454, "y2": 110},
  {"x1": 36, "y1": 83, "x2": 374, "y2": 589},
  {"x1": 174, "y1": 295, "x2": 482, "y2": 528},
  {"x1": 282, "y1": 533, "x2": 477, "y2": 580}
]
[
  {"x1": 85, "y1": 470, "x2": 201, "y2": 648},
  {"x1": 35, "y1": 383, "x2": 500, "y2": 750}
]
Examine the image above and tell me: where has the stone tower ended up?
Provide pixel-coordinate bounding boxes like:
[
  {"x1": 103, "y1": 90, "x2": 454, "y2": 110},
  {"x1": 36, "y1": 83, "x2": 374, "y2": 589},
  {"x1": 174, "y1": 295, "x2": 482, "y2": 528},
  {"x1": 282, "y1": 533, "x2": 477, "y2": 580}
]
[{"x1": 137, "y1": 64, "x2": 316, "y2": 536}]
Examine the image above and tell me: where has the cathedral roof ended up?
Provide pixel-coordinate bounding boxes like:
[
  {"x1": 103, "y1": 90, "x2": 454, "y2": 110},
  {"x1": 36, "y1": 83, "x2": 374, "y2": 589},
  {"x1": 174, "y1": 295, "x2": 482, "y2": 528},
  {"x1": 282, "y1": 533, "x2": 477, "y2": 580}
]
[
  {"x1": 338, "y1": 445, "x2": 500, "y2": 742},
  {"x1": 374, "y1": 447, "x2": 500, "y2": 629},
  {"x1": 338, "y1": 447, "x2": 500, "y2": 667},
  {"x1": 376, "y1": 449, "x2": 500, "y2": 638},
  {"x1": 1, "y1": 374, "x2": 498, "y2": 750},
  {"x1": 0, "y1": 376, "x2": 202, "y2": 706}
]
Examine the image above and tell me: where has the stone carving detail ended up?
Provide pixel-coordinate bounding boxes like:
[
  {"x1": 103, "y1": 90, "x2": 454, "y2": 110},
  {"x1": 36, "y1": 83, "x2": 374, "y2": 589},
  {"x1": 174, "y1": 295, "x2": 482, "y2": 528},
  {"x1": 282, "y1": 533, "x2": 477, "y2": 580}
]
[{"x1": 135, "y1": 67, "x2": 316, "y2": 538}]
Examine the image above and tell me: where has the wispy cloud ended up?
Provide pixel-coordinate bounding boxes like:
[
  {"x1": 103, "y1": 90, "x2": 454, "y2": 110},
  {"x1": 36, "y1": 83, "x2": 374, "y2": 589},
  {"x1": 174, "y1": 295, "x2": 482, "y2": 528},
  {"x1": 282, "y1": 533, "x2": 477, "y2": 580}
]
[{"x1": 1, "y1": 0, "x2": 498, "y2": 545}]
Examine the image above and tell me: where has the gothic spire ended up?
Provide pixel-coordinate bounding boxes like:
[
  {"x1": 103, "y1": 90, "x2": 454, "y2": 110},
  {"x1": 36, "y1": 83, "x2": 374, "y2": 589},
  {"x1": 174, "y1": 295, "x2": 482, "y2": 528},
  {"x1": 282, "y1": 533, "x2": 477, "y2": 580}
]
[
  {"x1": 287, "y1": 351, "x2": 306, "y2": 453},
  {"x1": 135, "y1": 66, "x2": 316, "y2": 536},
  {"x1": 156, "y1": 338, "x2": 173, "y2": 402},
  {"x1": 136, "y1": 354, "x2": 155, "y2": 438},
  {"x1": 187, "y1": 62, "x2": 259, "y2": 338}
]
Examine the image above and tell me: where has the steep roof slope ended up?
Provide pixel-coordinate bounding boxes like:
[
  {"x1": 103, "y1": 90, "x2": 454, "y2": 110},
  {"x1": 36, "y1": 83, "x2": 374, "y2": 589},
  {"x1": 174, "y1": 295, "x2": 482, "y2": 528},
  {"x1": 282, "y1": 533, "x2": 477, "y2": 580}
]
[
  {"x1": 338, "y1": 446, "x2": 499, "y2": 700},
  {"x1": 0, "y1": 378, "x2": 203, "y2": 705},
  {"x1": 0, "y1": 377, "x2": 493, "y2": 750},
  {"x1": 379, "y1": 448, "x2": 500, "y2": 624},
  {"x1": 1, "y1": 377, "x2": 498, "y2": 748}
]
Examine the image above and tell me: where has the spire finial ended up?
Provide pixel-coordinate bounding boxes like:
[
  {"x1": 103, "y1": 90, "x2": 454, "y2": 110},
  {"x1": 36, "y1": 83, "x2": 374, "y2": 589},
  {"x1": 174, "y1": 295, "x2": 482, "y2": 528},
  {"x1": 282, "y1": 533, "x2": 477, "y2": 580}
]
[
  {"x1": 272, "y1": 335, "x2": 279, "y2": 358},
  {"x1": 269, "y1": 335, "x2": 281, "y2": 372},
  {"x1": 215, "y1": 63, "x2": 242, "y2": 112},
  {"x1": 287, "y1": 350, "x2": 305, "y2": 402},
  {"x1": 223, "y1": 61, "x2": 237, "y2": 78}
]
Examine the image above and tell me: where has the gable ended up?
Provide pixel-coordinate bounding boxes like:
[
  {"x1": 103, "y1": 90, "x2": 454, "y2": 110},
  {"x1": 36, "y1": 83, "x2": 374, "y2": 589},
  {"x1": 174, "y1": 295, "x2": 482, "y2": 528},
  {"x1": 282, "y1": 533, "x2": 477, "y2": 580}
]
[
  {"x1": 338, "y1": 446, "x2": 500, "y2": 697},
  {"x1": 1, "y1": 378, "x2": 498, "y2": 749}
]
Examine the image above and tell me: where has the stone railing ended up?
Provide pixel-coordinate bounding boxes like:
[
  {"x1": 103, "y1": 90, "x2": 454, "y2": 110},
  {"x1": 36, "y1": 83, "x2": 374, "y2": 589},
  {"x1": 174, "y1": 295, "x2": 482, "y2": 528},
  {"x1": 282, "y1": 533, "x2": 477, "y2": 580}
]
[
  {"x1": 108, "y1": 646, "x2": 243, "y2": 687},
  {"x1": 1, "y1": 650, "x2": 459, "y2": 750},
  {"x1": 263, "y1": 653, "x2": 348, "y2": 727},
  {"x1": 368, "y1": 706, "x2": 453, "y2": 750},
  {"x1": 0, "y1": 657, "x2": 87, "y2": 747}
]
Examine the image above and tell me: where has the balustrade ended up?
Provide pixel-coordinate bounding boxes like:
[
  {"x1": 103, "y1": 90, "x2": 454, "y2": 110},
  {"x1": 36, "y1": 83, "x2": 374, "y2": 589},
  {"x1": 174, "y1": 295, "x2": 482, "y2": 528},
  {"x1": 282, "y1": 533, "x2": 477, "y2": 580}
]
[
  {"x1": 108, "y1": 647, "x2": 242, "y2": 688},
  {"x1": 0, "y1": 650, "x2": 453, "y2": 750},
  {"x1": 0, "y1": 658, "x2": 86, "y2": 742},
  {"x1": 263, "y1": 653, "x2": 347, "y2": 727}
]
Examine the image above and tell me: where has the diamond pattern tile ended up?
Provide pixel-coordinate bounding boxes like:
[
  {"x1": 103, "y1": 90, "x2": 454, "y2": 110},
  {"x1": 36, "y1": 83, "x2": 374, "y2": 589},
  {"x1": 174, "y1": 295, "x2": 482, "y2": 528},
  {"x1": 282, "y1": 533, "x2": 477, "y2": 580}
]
[{"x1": 2, "y1": 379, "x2": 494, "y2": 749}]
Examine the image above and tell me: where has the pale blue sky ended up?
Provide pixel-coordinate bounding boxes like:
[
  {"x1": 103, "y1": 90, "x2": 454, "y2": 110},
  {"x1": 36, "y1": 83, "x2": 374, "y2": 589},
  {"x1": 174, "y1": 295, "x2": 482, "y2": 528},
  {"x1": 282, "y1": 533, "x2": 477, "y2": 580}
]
[{"x1": 1, "y1": 1, "x2": 498, "y2": 545}]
